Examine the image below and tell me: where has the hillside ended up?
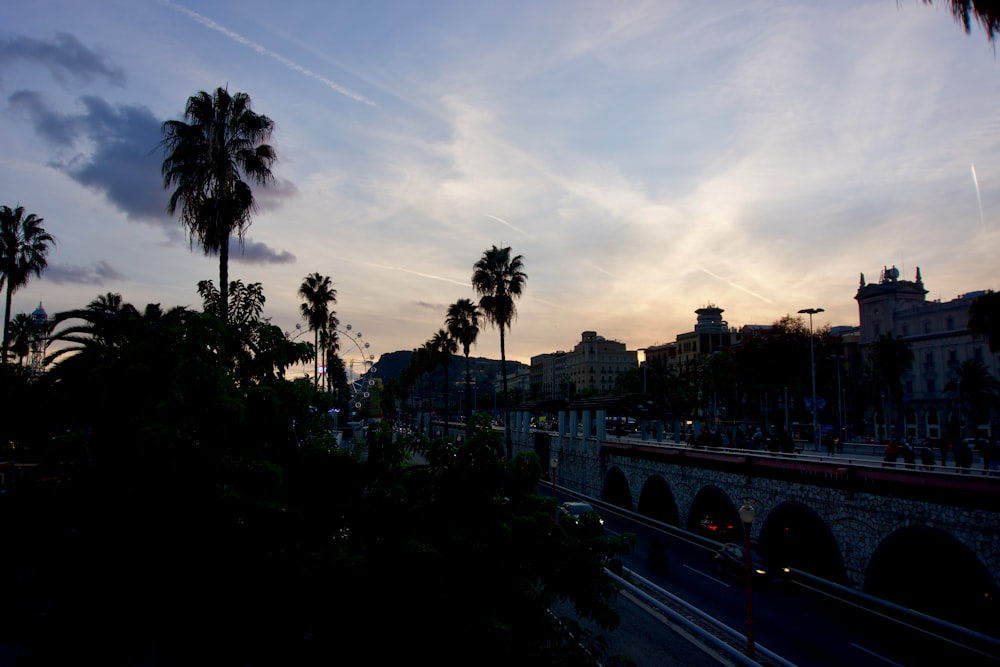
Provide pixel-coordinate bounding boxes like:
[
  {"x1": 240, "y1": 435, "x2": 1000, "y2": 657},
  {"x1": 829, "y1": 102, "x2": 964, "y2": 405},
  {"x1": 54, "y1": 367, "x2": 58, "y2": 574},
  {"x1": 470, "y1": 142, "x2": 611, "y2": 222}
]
[{"x1": 371, "y1": 350, "x2": 529, "y2": 389}]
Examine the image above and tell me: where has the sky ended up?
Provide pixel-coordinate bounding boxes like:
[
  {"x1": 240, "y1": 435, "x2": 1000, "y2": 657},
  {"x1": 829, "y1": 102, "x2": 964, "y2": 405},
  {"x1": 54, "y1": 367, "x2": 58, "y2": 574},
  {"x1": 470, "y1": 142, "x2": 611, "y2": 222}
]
[{"x1": 2, "y1": 1, "x2": 999, "y2": 367}]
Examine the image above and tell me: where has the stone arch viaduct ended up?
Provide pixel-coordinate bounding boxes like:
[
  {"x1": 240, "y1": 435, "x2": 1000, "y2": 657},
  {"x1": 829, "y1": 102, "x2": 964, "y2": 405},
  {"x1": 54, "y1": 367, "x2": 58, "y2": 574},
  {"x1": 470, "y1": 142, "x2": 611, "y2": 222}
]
[{"x1": 506, "y1": 407, "x2": 1000, "y2": 631}]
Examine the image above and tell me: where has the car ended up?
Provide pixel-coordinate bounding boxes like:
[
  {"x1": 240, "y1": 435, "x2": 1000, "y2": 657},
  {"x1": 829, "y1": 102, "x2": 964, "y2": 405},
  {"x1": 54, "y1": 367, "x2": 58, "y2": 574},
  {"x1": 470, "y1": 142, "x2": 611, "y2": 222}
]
[
  {"x1": 699, "y1": 515, "x2": 736, "y2": 537},
  {"x1": 559, "y1": 501, "x2": 604, "y2": 527},
  {"x1": 713, "y1": 542, "x2": 790, "y2": 583}
]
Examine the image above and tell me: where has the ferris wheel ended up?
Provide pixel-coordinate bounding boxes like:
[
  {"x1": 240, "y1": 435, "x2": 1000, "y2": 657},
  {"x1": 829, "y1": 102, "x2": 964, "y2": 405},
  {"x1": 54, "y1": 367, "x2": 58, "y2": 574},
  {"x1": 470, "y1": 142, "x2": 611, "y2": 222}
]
[{"x1": 336, "y1": 324, "x2": 378, "y2": 416}]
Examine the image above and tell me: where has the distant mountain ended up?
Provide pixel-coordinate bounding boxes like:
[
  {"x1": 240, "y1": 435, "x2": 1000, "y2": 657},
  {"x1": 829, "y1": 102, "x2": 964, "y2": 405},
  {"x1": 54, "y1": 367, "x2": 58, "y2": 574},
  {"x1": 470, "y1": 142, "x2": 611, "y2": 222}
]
[{"x1": 372, "y1": 350, "x2": 528, "y2": 389}]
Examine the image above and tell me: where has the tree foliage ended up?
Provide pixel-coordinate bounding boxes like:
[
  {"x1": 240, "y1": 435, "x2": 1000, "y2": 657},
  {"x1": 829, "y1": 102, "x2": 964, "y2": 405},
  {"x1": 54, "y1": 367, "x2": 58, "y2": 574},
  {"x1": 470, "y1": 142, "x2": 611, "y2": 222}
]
[
  {"x1": 969, "y1": 289, "x2": 1000, "y2": 352},
  {"x1": 473, "y1": 245, "x2": 527, "y2": 458},
  {"x1": 925, "y1": 0, "x2": 1000, "y2": 44},
  {"x1": 2, "y1": 283, "x2": 634, "y2": 665},
  {"x1": 0, "y1": 204, "x2": 54, "y2": 364},
  {"x1": 447, "y1": 297, "x2": 481, "y2": 420},
  {"x1": 161, "y1": 87, "x2": 276, "y2": 327}
]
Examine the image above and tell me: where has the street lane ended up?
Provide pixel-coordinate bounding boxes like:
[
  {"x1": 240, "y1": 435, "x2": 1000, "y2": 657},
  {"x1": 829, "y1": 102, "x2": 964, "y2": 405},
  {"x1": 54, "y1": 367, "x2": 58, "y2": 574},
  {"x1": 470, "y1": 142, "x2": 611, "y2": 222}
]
[{"x1": 551, "y1": 487, "x2": 1000, "y2": 666}]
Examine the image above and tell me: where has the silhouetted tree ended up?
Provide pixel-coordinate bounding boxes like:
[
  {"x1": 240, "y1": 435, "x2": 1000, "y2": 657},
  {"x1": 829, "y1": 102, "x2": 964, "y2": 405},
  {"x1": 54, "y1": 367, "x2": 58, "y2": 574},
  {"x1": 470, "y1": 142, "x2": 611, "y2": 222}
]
[
  {"x1": 0, "y1": 205, "x2": 54, "y2": 364},
  {"x1": 472, "y1": 245, "x2": 527, "y2": 458},
  {"x1": 446, "y1": 297, "x2": 480, "y2": 420},
  {"x1": 161, "y1": 87, "x2": 276, "y2": 327}
]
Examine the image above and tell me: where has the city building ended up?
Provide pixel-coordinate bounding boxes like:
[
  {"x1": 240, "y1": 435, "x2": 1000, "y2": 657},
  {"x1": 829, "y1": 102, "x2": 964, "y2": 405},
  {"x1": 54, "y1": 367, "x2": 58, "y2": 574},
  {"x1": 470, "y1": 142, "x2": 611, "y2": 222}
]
[
  {"x1": 675, "y1": 305, "x2": 731, "y2": 364},
  {"x1": 565, "y1": 331, "x2": 638, "y2": 396},
  {"x1": 530, "y1": 351, "x2": 568, "y2": 400},
  {"x1": 530, "y1": 331, "x2": 638, "y2": 399},
  {"x1": 855, "y1": 265, "x2": 998, "y2": 440},
  {"x1": 641, "y1": 342, "x2": 677, "y2": 365}
]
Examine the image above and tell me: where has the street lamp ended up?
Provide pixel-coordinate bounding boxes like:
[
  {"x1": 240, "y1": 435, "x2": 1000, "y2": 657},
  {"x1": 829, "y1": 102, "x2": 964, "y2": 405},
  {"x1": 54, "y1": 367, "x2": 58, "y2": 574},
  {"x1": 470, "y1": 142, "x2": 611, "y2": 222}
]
[
  {"x1": 738, "y1": 501, "x2": 756, "y2": 659},
  {"x1": 798, "y1": 307, "x2": 824, "y2": 451}
]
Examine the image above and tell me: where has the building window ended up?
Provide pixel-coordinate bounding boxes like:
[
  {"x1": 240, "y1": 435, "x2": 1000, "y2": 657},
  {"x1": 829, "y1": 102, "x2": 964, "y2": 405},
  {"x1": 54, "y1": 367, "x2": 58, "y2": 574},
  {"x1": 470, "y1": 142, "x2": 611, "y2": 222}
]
[
  {"x1": 873, "y1": 323, "x2": 881, "y2": 336},
  {"x1": 946, "y1": 316, "x2": 955, "y2": 330},
  {"x1": 923, "y1": 320, "x2": 931, "y2": 334},
  {"x1": 902, "y1": 323, "x2": 910, "y2": 336},
  {"x1": 926, "y1": 378, "x2": 935, "y2": 394}
]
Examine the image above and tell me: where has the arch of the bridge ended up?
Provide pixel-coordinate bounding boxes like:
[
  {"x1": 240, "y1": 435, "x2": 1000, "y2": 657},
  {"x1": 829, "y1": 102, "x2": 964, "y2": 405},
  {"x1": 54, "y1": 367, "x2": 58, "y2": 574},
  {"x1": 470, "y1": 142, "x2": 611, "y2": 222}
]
[
  {"x1": 636, "y1": 474, "x2": 680, "y2": 527},
  {"x1": 594, "y1": 465, "x2": 999, "y2": 627},
  {"x1": 602, "y1": 467, "x2": 632, "y2": 510},
  {"x1": 865, "y1": 525, "x2": 999, "y2": 634},
  {"x1": 758, "y1": 501, "x2": 846, "y2": 584},
  {"x1": 601, "y1": 469, "x2": 851, "y2": 584}
]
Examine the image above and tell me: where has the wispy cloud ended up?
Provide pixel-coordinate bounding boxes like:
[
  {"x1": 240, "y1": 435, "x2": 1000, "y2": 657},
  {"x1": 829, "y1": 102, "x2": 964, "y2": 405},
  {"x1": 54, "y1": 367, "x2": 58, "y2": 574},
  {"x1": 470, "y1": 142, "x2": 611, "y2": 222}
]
[
  {"x1": 698, "y1": 267, "x2": 774, "y2": 304},
  {"x1": 162, "y1": 1, "x2": 377, "y2": 107}
]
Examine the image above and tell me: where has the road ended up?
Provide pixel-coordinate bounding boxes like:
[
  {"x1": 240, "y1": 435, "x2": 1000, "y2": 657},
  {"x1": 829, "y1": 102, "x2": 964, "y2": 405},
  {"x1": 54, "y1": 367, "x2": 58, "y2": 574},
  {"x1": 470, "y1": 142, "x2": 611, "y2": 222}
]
[{"x1": 550, "y1": 488, "x2": 1000, "y2": 667}]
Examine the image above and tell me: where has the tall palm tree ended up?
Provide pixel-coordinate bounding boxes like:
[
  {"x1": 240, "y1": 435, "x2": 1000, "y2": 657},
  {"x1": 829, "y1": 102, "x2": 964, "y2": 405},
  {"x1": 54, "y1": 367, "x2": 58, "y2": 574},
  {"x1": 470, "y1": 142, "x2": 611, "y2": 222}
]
[
  {"x1": 298, "y1": 272, "x2": 337, "y2": 388},
  {"x1": 0, "y1": 205, "x2": 55, "y2": 364},
  {"x1": 446, "y1": 298, "x2": 481, "y2": 421},
  {"x1": 319, "y1": 311, "x2": 341, "y2": 393},
  {"x1": 472, "y1": 245, "x2": 527, "y2": 458},
  {"x1": 7, "y1": 312, "x2": 34, "y2": 366},
  {"x1": 945, "y1": 360, "x2": 1000, "y2": 438},
  {"x1": 868, "y1": 332, "x2": 914, "y2": 441},
  {"x1": 431, "y1": 328, "x2": 458, "y2": 431},
  {"x1": 161, "y1": 87, "x2": 276, "y2": 328}
]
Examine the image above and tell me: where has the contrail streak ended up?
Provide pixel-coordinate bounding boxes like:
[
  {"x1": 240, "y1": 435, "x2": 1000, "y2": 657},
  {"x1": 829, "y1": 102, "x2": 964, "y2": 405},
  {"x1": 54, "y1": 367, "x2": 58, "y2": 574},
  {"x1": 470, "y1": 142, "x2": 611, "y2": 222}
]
[
  {"x1": 360, "y1": 261, "x2": 469, "y2": 287},
  {"x1": 163, "y1": 1, "x2": 376, "y2": 107},
  {"x1": 486, "y1": 214, "x2": 527, "y2": 236},
  {"x1": 699, "y1": 267, "x2": 774, "y2": 304},
  {"x1": 971, "y1": 163, "x2": 986, "y2": 229}
]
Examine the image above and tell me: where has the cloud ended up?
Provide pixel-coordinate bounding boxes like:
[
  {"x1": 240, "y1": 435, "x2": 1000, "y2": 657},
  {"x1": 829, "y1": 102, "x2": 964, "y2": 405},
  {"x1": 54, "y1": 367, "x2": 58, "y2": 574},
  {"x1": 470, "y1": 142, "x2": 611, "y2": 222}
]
[
  {"x1": 255, "y1": 178, "x2": 299, "y2": 212},
  {"x1": 232, "y1": 238, "x2": 296, "y2": 265},
  {"x1": 7, "y1": 89, "x2": 299, "y2": 266},
  {"x1": 44, "y1": 259, "x2": 126, "y2": 285},
  {"x1": 0, "y1": 32, "x2": 125, "y2": 87},
  {"x1": 8, "y1": 90, "x2": 168, "y2": 223}
]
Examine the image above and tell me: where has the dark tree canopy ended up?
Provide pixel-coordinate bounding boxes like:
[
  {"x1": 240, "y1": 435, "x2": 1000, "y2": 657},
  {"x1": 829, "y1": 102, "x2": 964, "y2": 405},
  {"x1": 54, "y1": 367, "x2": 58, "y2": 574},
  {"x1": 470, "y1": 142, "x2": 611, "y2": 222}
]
[{"x1": 925, "y1": 0, "x2": 1000, "y2": 43}]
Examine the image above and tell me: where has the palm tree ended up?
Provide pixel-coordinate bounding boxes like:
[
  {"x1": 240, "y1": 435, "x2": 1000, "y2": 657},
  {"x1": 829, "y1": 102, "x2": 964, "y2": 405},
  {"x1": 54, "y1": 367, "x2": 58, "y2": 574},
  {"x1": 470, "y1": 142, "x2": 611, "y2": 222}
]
[
  {"x1": 472, "y1": 245, "x2": 527, "y2": 458},
  {"x1": 7, "y1": 312, "x2": 34, "y2": 365},
  {"x1": 0, "y1": 205, "x2": 55, "y2": 364},
  {"x1": 446, "y1": 298, "x2": 481, "y2": 420},
  {"x1": 945, "y1": 360, "x2": 1000, "y2": 438},
  {"x1": 431, "y1": 328, "x2": 458, "y2": 431},
  {"x1": 927, "y1": 0, "x2": 1000, "y2": 43},
  {"x1": 969, "y1": 290, "x2": 1000, "y2": 353},
  {"x1": 319, "y1": 311, "x2": 341, "y2": 393},
  {"x1": 161, "y1": 87, "x2": 276, "y2": 328},
  {"x1": 298, "y1": 272, "x2": 337, "y2": 388},
  {"x1": 868, "y1": 332, "x2": 914, "y2": 442}
]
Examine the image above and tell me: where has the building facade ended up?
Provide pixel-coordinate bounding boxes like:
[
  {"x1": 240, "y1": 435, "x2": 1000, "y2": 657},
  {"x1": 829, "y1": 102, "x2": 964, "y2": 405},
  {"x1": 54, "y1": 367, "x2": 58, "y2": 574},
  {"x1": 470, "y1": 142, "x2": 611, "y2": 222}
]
[
  {"x1": 565, "y1": 331, "x2": 638, "y2": 396},
  {"x1": 530, "y1": 332, "x2": 638, "y2": 399},
  {"x1": 674, "y1": 305, "x2": 733, "y2": 364},
  {"x1": 856, "y1": 265, "x2": 998, "y2": 441}
]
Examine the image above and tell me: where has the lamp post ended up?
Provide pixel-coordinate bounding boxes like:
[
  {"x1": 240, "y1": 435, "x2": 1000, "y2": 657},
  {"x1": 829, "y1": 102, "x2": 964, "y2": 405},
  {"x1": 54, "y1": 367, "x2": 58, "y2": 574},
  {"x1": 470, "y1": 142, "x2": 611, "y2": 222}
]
[
  {"x1": 739, "y1": 501, "x2": 756, "y2": 659},
  {"x1": 798, "y1": 307, "x2": 824, "y2": 451}
]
